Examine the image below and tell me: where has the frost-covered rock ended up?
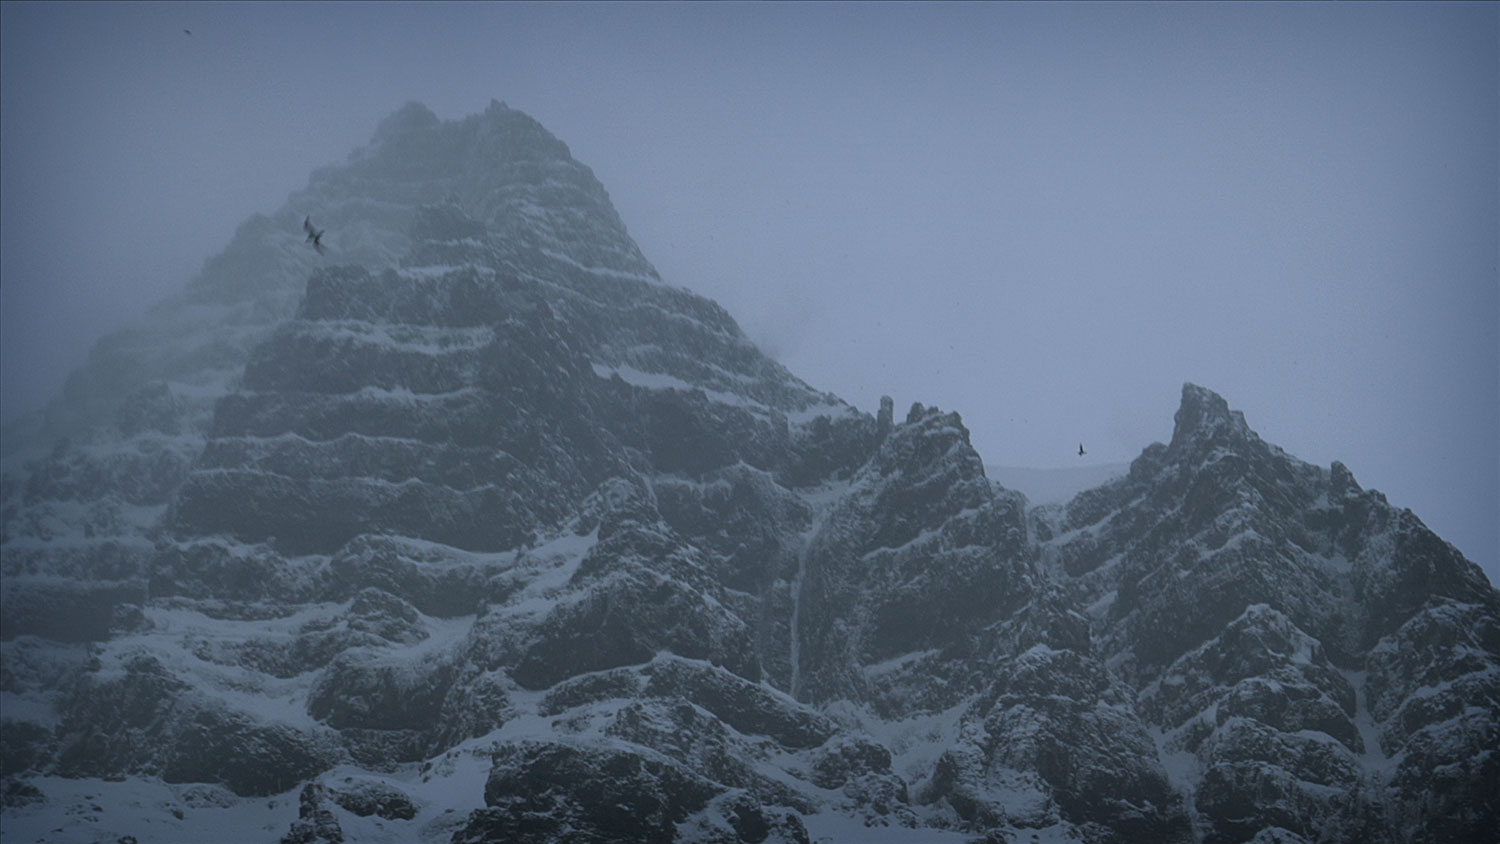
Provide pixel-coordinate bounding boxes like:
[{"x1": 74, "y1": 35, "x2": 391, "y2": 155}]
[
  {"x1": 2, "y1": 102, "x2": 1495, "y2": 844},
  {"x1": 1038, "y1": 383, "x2": 1500, "y2": 843},
  {"x1": 456, "y1": 741, "x2": 808, "y2": 844}
]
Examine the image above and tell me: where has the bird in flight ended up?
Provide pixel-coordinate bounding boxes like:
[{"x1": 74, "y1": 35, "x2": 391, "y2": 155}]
[
  {"x1": 303, "y1": 216, "x2": 326, "y2": 255},
  {"x1": 1078, "y1": 443, "x2": 1086, "y2": 457}
]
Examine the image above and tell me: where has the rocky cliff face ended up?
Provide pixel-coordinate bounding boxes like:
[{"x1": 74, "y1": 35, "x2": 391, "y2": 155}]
[
  {"x1": 1033, "y1": 385, "x2": 1499, "y2": 844},
  {"x1": 2, "y1": 102, "x2": 1495, "y2": 844}
]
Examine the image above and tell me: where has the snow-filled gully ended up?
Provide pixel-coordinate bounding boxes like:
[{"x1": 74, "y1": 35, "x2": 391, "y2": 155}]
[{"x1": 789, "y1": 483, "x2": 848, "y2": 701}]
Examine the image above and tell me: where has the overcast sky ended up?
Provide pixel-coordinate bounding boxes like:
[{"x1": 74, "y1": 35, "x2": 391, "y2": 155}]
[{"x1": 2, "y1": 1, "x2": 1496, "y2": 582}]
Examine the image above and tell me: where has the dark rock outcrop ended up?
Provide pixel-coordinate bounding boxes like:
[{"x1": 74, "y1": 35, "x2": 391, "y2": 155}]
[
  {"x1": 2, "y1": 102, "x2": 1494, "y2": 844},
  {"x1": 1036, "y1": 383, "x2": 1500, "y2": 842}
]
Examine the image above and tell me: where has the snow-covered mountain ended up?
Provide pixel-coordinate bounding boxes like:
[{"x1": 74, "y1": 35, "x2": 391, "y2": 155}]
[{"x1": 2, "y1": 102, "x2": 1495, "y2": 844}]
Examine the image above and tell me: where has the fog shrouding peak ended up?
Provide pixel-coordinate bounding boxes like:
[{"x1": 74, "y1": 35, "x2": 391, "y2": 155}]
[
  {"x1": 0, "y1": 2, "x2": 1494, "y2": 582},
  {"x1": 1, "y1": 50, "x2": 1497, "y2": 843}
]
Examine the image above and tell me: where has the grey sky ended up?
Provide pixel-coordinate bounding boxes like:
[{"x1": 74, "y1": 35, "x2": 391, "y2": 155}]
[{"x1": 2, "y1": 1, "x2": 1496, "y2": 582}]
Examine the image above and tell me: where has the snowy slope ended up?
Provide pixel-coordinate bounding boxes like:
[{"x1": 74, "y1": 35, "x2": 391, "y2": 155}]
[{"x1": 3, "y1": 103, "x2": 1496, "y2": 844}]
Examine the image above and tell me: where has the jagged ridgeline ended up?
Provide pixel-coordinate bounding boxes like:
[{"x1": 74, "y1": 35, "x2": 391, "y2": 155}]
[{"x1": 1, "y1": 102, "x2": 1495, "y2": 844}]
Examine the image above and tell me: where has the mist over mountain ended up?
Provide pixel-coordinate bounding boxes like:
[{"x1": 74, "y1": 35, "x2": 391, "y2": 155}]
[{"x1": 2, "y1": 102, "x2": 1495, "y2": 844}]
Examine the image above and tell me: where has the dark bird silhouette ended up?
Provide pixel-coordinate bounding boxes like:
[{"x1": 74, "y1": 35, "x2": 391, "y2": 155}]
[
  {"x1": 183, "y1": 29, "x2": 192, "y2": 35},
  {"x1": 303, "y1": 216, "x2": 326, "y2": 255},
  {"x1": 1078, "y1": 443, "x2": 1086, "y2": 457}
]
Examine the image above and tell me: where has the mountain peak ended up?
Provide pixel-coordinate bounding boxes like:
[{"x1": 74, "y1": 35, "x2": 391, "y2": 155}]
[
  {"x1": 3, "y1": 103, "x2": 1494, "y2": 844},
  {"x1": 1169, "y1": 382, "x2": 1253, "y2": 451},
  {"x1": 373, "y1": 101, "x2": 440, "y2": 143},
  {"x1": 361, "y1": 99, "x2": 574, "y2": 171}
]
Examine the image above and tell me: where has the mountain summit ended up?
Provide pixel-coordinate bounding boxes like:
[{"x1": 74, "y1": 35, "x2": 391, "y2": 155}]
[{"x1": 2, "y1": 103, "x2": 1495, "y2": 844}]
